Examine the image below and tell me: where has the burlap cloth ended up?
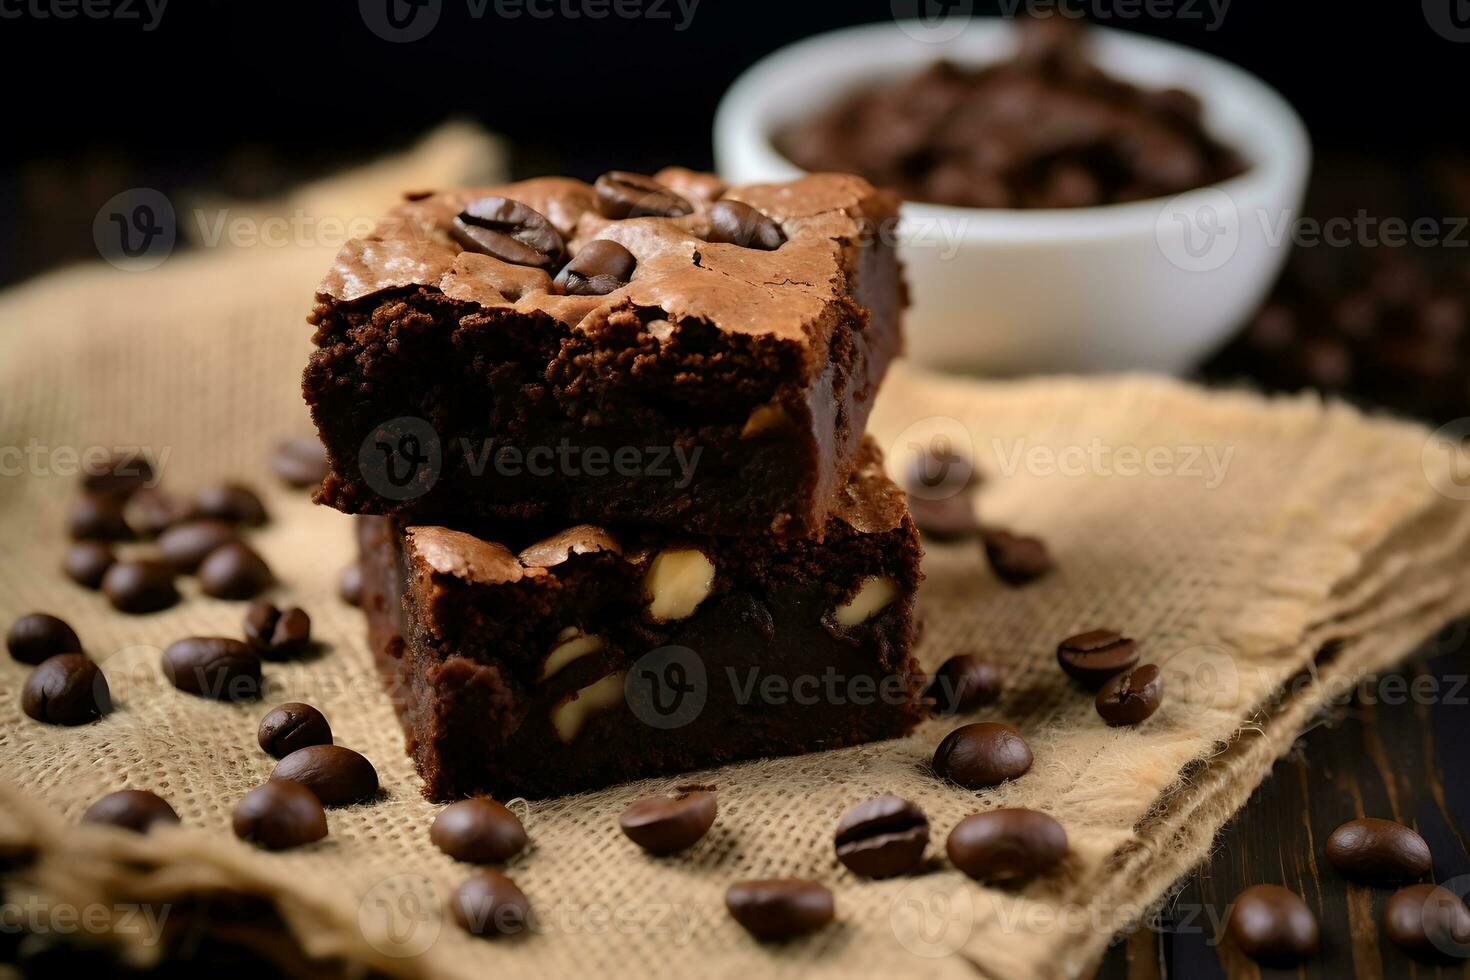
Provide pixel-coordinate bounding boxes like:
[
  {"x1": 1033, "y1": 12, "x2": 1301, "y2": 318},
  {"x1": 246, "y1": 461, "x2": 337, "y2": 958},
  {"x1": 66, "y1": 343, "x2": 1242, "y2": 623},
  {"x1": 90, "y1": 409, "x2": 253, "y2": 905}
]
[{"x1": 2, "y1": 127, "x2": 1468, "y2": 979}]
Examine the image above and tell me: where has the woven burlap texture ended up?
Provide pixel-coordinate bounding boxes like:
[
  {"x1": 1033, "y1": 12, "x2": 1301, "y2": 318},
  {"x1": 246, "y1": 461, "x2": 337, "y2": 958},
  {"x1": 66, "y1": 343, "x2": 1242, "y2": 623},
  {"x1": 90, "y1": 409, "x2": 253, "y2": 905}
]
[{"x1": 2, "y1": 126, "x2": 1468, "y2": 980}]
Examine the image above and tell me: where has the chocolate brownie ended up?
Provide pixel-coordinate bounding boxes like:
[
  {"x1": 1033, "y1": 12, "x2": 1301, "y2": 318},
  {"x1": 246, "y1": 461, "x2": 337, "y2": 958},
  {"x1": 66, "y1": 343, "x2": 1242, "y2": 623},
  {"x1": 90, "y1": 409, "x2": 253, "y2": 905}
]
[
  {"x1": 359, "y1": 440, "x2": 926, "y2": 801},
  {"x1": 306, "y1": 168, "x2": 905, "y2": 538}
]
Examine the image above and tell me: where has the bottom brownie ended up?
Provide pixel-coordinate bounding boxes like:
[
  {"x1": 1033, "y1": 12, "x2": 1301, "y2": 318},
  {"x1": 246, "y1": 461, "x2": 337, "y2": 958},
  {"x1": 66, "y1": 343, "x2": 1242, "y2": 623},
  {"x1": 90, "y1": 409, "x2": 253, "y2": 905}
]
[{"x1": 358, "y1": 440, "x2": 927, "y2": 801}]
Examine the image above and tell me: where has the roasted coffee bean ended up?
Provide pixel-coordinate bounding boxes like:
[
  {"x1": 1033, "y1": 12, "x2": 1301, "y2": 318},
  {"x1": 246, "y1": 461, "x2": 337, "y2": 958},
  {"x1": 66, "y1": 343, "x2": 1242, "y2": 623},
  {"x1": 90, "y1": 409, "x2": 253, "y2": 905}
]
[
  {"x1": 909, "y1": 494, "x2": 980, "y2": 542},
  {"x1": 198, "y1": 542, "x2": 273, "y2": 600},
  {"x1": 81, "y1": 790, "x2": 180, "y2": 833},
  {"x1": 706, "y1": 200, "x2": 786, "y2": 251},
  {"x1": 983, "y1": 530, "x2": 1053, "y2": 585},
  {"x1": 67, "y1": 494, "x2": 133, "y2": 541},
  {"x1": 269, "y1": 437, "x2": 329, "y2": 488},
  {"x1": 101, "y1": 559, "x2": 179, "y2": 614},
  {"x1": 7, "y1": 613, "x2": 82, "y2": 664},
  {"x1": 81, "y1": 453, "x2": 154, "y2": 499},
  {"x1": 451, "y1": 196, "x2": 565, "y2": 269},
  {"x1": 194, "y1": 482, "x2": 268, "y2": 527},
  {"x1": 618, "y1": 790, "x2": 717, "y2": 854},
  {"x1": 339, "y1": 563, "x2": 365, "y2": 606},
  {"x1": 125, "y1": 487, "x2": 193, "y2": 537},
  {"x1": 432, "y1": 799, "x2": 529, "y2": 864},
  {"x1": 834, "y1": 795, "x2": 929, "y2": 878},
  {"x1": 926, "y1": 654, "x2": 1002, "y2": 714},
  {"x1": 553, "y1": 239, "x2": 637, "y2": 296},
  {"x1": 162, "y1": 637, "x2": 262, "y2": 701},
  {"x1": 257, "y1": 702, "x2": 333, "y2": 759},
  {"x1": 594, "y1": 171, "x2": 694, "y2": 219},
  {"x1": 933, "y1": 722, "x2": 1033, "y2": 788},
  {"x1": 231, "y1": 781, "x2": 328, "y2": 851},
  {"x1": 906, "y1": 444, "x2": 979, "y2": 497},
  {"x1": 1326, "y1": 818, "x2": 1432, "y2": 885},
  {"x1": 22, "y1": 654, "x2": 111, "y2": 725},
  {"x1": 1228, "y1": 884, "x2": 1320, "y2": 967},
  {"x1": 946, "y1": 808, "x2": 1068, "y2": 882},
  {"x1": 1057, "y1": 629, "x2": 1139, "y2": 688},
  {"x1": 158, "y1": 519, "x2": 240, "y2": 573},
  {"x1": 1095, "y1": 663, "x2": 1163, "y2": 726},
  {"x1": 243, "y1": 602, "x2": 311, "y2": 660},
  {"x1": 452, "y1": 869, "x2": 531, "y2": 938},
  {"x1": 63, "y1": 541, "x2": 116, "y2": 589},
  {"x1": 725, "y1": 879, "x2": 834, "y2": 940},
  {"x1": 271, "y1": 744, "x2": 378, "y2": 806},
  {"x1": 1384, "y1": 884, "x2": 1470, "y2": 962}
]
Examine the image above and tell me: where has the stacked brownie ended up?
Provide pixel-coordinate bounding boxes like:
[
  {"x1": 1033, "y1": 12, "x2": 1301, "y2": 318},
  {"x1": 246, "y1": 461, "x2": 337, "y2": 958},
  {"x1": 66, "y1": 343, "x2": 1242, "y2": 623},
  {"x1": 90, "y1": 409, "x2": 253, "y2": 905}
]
[{"x1": 303, "y1": 167, "x2": 926, "y2": 800}]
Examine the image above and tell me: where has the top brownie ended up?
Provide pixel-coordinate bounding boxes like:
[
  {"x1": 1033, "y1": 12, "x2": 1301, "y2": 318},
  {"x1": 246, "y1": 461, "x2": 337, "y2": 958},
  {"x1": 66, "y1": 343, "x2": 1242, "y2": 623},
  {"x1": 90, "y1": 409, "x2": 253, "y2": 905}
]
[{"x1": 303, "y1": 168, "x2": 905, "y2": 538}]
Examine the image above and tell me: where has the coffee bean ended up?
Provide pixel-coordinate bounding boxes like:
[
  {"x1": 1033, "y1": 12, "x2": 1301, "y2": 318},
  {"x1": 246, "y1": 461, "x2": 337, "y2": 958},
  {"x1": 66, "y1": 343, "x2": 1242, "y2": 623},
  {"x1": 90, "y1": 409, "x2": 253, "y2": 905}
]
[
  {"x1": 926, "y1": 654, "x2": 1002, "y2": 714},
  {"x1": 194, "y1": 482, "x2": 268, "y2": 527},
  {"x1": 67, "y1": 495, "x2": 133, "y2": 541},
  {"x1": 271, "y1": 745, "x2": 378, "y2": 806},
  {"x1": 1228, "y1": 884, "x2": 1319, "y2": 967},
  {"x1": 1326, "y1": 818, "x2": 1432, "y2": 886},
  {"x1": 125, "y1": 487, "x2": 193, "y2": 537},
  {"x1": 834, "y1": 795, "x2": 929, "y2": 878},
  {"x1": 81, "y1": 790, "x2": 180, "y2": 833},
  {"x1": 22, "y1": 654, "x2": 111, "y2": 725},
  {"x1": 451, "y1": 196, "x2": 565, "y2": 269},
  {"x1": 725, "y1": 879, "x2": 833, "y2": 940},
  {"x1": 62, "y1": 542, "x2": 116, "y2": 589},
  {"x1": 243, "y1": 602, "x2": 311, "y2": 660},
  {"x1": 158, "y1": 519, "x2": 240, "y2": 573},
  {"x1": 232, "y1": 781, "x2": 328, "y2": 851},
  {"x1": 257, "y1": 702, "x2": 333, "y2": 759},
  {"x1": 7, "y1": 613, "x2": 82, "y2": 665},
  {"x1": 81, "y1": 453, "x2": 154, "y2": 499},
  {"x1": 1057, "y1": 629, "x2": 1139, "y2": 688},
  {"x1": 946, "y1": 809, "x2": 1068, "y2": 882},
  {"x1": 198, "y1": 542, "x2": 273, "y2": 600},
  {"x1": 594, "y1": 171, "x2": 694, "y2": 220},
  {"x1": 908, "y1": 494, "x2": 979, "y2": 542},
  {"x1": 452, "y1": 870, "x2": 531, "y2": 938},
  {"x1": 618, "y1": 790, "x2": 717, "y2": 854},
  {"x1": 162, "y1": 637, "x2": 262, "y2": 701},
  {"x1": 269, "y1": 437, "x2": 329, "y2": 488},
  {"x1": 706, "y1": 200, "x2": 786, "y2": 251},
  {"x1": 432, "y1": 799, "x2": 529, "y2": 864},
  {"x1": 1384, "y1": 884, "x2": 1470, "y2": 962},
  {"x1": 983, "y1": 530, "x2": 1053, "y2": 585},
  {"x1": 101, "y1": 560, "x2": 179, "y2": 614},
  {"x1": 905, "y1": 445, "x2": 980, "y2": 498},
  {"x1": 339, "y1": 563, "x2": 365, "y2": 606},
  {"x1": 933, "y1": 722, "x2": 1032, "y2": 788},
  {"x1": 553, "y1": 239, "x2": 637, "y2": 296},
  {"x1": 1095, "y1": 663, "x2": 1163, "y2": 726}
]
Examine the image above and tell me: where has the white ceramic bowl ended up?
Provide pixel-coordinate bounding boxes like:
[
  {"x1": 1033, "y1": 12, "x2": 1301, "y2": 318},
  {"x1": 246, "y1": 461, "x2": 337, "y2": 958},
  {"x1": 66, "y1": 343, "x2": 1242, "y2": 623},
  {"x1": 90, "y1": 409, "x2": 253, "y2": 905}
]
[{"x1": 715, "y1": 19, "x2": 1311, "y2": 375}]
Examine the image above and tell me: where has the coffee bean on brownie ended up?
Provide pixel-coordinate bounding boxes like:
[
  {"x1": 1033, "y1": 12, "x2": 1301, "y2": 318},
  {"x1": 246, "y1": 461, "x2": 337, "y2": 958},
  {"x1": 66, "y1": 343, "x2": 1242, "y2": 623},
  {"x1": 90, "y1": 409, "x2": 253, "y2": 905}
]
[
  {"x1": 933, "y1": 722, "x2": 1033, "y2": 789},
  {"x1": 1383, "y1": 884, "x2": 1470, "y2": 962},
  {"x1": 101, "y1": 560, "x2": 179, "y2": 614},
  {"x1": 926, "y1": 654, "x2": 1002, "y2": 714},
  {"x1": 198, "y1": 542, "x2": 273, "y2": 600},
  {"x1": 451, "y1": 196, "x2": 566, "y2": 269},
  {"x1": 553, "y1": 239, "x2": 637, "y2": 296},
  {"x1": 125, "y1": 487, "x2": 194, "y2": 537},
  {"x1": 158, "y1": 519, "x2": 240, "y2": 573},
  {"x1": 1228, "y1": 884, "x2": 1320, "y2": 967},
  {"x1": 257, "y1": 702, "x2": 333, "y2": 759},
  {"x1": 618, "y1": 790, "x2": 717, "y2": 854},
  {"x1": 243, "y1": 602, "x2": 311, "y2": 660},
  {"x1": 432, "y1": 799, "x2": 529, "y2": 864},
  {"x1": 67, "y1": 494, "x2": 133, "y2": 541},
  {"x1": 339, "y1": 563, "x2": 365, "y2": 607},
  {"x1": 983, "y1": 529, "x2": 1054, "y2": 586},
  {"x1": 63, "y1": 541, "x2": 116, "y2": 589},
  {"x1": 194, "y1": 482, "x2": 268, "y2": 527},
  {"x1": 452, "y1": 870, "x2": 531, "y2": 938},
  {"x1": 1057, "y1": 629, "x2": 1139, "y2": 688},
  {"x1": 271, "y1": 744, "x2": 378, "y2": 806},
  {"x1": 594, "y1": 171, "x2": 694, "y2": 219},
  {"x1": 946, "y1": 809, "x2": 1068, "y2": 882},
  {"x1": 22, "y1": 654, "x2": 111, "y2": 725},
  {"x1": 725, "y1": 879, "x2": 834, "y2": 940},
  {"x1": 834, "y1": 795, "x2": 929, "y2": 878},
  {"x1": 1095, "y1": 663, "x2": 1163, "y2": 726},
  {"x1": 81, "y1": 453, "x2": 154, "y2": 499},
  {"x1": 706, "y1": 200, "x2": 786, "y2": 251},
  {"x1": 162, "y1": 637, "x2": 262, "y2": 701},
  {"x1": 7, "y1": 613, "x2": 82, "y2": 665},
  {"x1": 269, "y1": 437, "x2": 329, "y2": 488},
  {"x1": 81, "y1": 790, "x2": 180, "y2": 833},
  {"x1": 1326, "y1": 818, "x2": 1432, "y2": 886},
  {"x1": 232, "y1": 781, "x2": 328, "y2": 851}
]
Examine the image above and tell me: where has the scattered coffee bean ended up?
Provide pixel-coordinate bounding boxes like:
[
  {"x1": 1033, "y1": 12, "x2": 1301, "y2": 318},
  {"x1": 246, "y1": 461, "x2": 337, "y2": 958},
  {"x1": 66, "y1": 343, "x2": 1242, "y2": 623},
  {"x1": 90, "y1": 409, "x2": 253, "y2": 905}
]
[
  {"x1": 62, "y1": 541, "x2": 116, "y2": 589},
  {"x1": 125, "y1": 487, "x2": 194, "y2": 537},
  {"x1": 102, "y1": 560, "x2": 179, "y2": 614},
  {"x1": 198, "y1": 542, "x2": 273, "y2": 600},
  {"x1": 22, "y1": 654, "x2": 111, "y2": 725},
  {"x1": 232, "y1": 781, "x2": 328, "y2": 851},
  {"x1": 81, "y1": 454, "x2": 154, "y2": 499},
  {"x1": 594, "y1": 171, "x2": 694, "y2": 219},
  {"x1": 432, "y1": 799, "x2": 529, "y2": 864},
  {"x1": 451, "y1": 196, "x2": 565, "y2": 269},
  {"x1": 906, "y1": 445, "x2": 980, "y2": 498},
  {"x1": 554, "y1": 239, "x2": 637, "y2": 296},
  {"x1": 162, "y1": 637, "x2": 262, "y2": 701},
  {"x1": 339, "y1": 563, "x2": 365, "y2": 606},
  {"x1": 257, "y1": 702, "x2": 333, "y2": 759},
  {"x1": 725, "y1": 879, "x2": 833, "y2": 940},
  {"x1": 452, "y1": 869, "x2": 531, "y2": 938},
  {"x1": 946, "y1": 809, "x2": 1068, "y2": 882},
  {"x1": 706, "y1": 200, "x2": 786, "y2": 251},
  {"x1": 81, "y1": 790, "x2": 180, "y2": 833},
  {"x1": 1057, "y1": 629, "x2": 1139, "y2": 688},
  {"x1": 1095, "y1": 663, "x2": 1163, "y2": 726},
  {"x1": 926, "y1": 654, "x2": 1002, "y2": 714},
  {"x1": 7, "y1": 613, "x2": 82, "y2": 665},
  {"x1": 194, "y1": 482, "x2": 268, "y2": 527},
  {"x1": 243, "y1": 602, "x2": 311, "y2": 660},
  {"x1": 158, "y1": 519, "x2": 240, "y2": 573},
  {"x1": 1228, "y1": 884, "x2": 1319, "y2": 967},
  {"x1": 1326, "y1": 818, "x2": 1432, "y2": 886},
  {"x1": 269, "y1": 437, "x2": 329, "y2": 488},
  {"x1": 983, "y1": 530, "x2": 1053, "y2": 585},
  {"x1": 67, "y1": 494, "x2": 133, "y2": 541},
  {"x1": 271, "y1": 744, "x2": 378, "y2": 806},
  {"x1": 1383, "y1": 884, "x2": 1470, "y2": 962},
  {"x1": 933, "y1": 722, "x2": 1033, "y2": 789},
  {"x1": 908, "y1": 494, "x2": 980, "y2": 542},
  {"x1": 834, "y1": 795, "x2": 929, "y2": 878},
  {"x1": 618, "y1": 790, "x2": 717, "y2": 855}
]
